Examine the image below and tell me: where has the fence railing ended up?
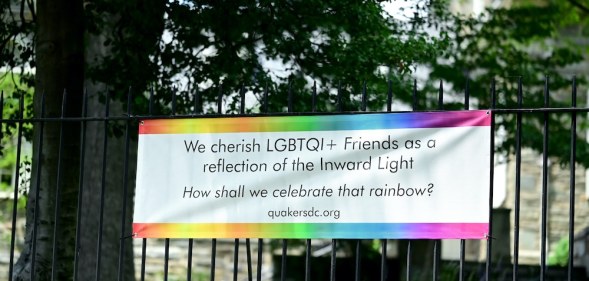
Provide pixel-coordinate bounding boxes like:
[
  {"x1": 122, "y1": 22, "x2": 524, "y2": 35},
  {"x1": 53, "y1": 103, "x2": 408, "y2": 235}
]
[{"x1": 1, "y1": 77, "x2": 588, "y2": 281}]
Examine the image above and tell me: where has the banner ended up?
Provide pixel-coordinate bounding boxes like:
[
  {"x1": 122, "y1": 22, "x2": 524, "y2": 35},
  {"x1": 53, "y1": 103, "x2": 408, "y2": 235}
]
[{"x1": 133, "y1": 111, "x2": 491, "y2": 239}]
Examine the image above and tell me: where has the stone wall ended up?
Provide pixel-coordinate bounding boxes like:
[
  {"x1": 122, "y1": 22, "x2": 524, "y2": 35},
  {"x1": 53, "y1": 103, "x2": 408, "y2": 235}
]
[{"x1": 504, "y1": 148, "x2": 589, "y2": 265}]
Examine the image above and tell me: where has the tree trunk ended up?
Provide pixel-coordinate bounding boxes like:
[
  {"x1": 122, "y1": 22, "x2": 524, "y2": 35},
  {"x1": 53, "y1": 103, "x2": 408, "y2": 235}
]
[
  {"x1": 75, "y1": 28, "x2": 137, "y2": 281},
  {"x1": 13, "y1": 0, "x2": 84, "y2": 280}
]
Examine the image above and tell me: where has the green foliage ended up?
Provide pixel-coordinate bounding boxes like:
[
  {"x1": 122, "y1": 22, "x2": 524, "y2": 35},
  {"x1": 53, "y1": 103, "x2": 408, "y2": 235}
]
[
  {"x1": 425, "y1": 2, "x2": 589, "y2": 167},
  {"x1": 0, "y1": 0, "x2": 35, "y2": 74},
  {"x1": 2, "y1": 0, "x2": 589, "y2": 168},
  {"x1": 0, "y1": 74, "x2": 33, "y2": 211},
  {"x1": 0, "y1": 72, "x2": 33, "y2": 194},
  {"x1": 439, "y1": 262, "x2": 478, "y2": 281},
  {"x1": 151, "y1": 271, "x2": 209, "y2": 281},
  {"x1": 1, "y1": 73, "x2": 34, "y2": 122},
  {"x1": 0, "y1": 148, "x2": 15, "y2": 190},
  {"x1": 548, "y1": 237, "x2": 569, "y2": 267},
  {"x1": 86, "y1": 0, "x2": 449, "y2": 114}
]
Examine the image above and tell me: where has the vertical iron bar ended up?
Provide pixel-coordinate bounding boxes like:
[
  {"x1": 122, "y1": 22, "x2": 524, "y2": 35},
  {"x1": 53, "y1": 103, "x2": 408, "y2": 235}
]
[
  {"x1": 438, "y1": 80, "x2": 443, "y2": 110},
  {"x1": 0, "y1": 93, "x2": 4, "y2": 279},
  {"x1": 212, "y1": 87, "x2": 221, "y2": 281},
  {"x1": 142, "y1": 88, "x2": 152, "y2": 281},
  {"x1": 568, "y1": 77, "x2": 577, "y2": 281},
  {"x1": 312, "y1": 81, "x2": 317, "y2": 112},
  {"x1": 263, "y1": 82, "x2": 269, "y2": 114},
  {"x1": 187, "y1": 239, "x2": 194, "y2": 281},
  {"x1": 280, "y1": 240, "x2": 287, "y2": 281},
  {"x1": 30, "y1": 93, "x2": 46, "y2": 281},
  {"x1": 305, "y1": 239, "x2": 311, "y2": 281},
  {"x1": 540, "y1": 77, "x2": 549, "y2": 281},
  {"x1": 485, "y1": 79, "x2": 497, "y2": 281},
  {"x1": 331, "y1": 81, "x2": 344, "y2": 281},
  {"x1": 383, "y1": 79, "x2": 391, "y2": 281},
  {"x1": 406, "y1": 79, "x2": 418, "y2": 281},
  {"x1": 96, "y1": 92, "x2": 110, "y2": 281},
  {"x1": 433, "y1": 241, "x2": 440, "y2": 281},
  {"x1": 464, "y1": 78, "x2": 470, "y2": 110},
  {"x1": 460, "y1": 78, "x2": 470, "y2": 281},
  {"x1": 234, "y1": 238, "x2": 239, "y2": 281},
  {"x1": 330, "y1": 239, "x2": 337, "y2": 281},
  {"x1": 0, "y1": 93, "x2": 2, "y2": 151},
  {"x1": 8, "y1": 95, "x2": 24, "y2": 281},
  {"x1": 355, "y1": 240, "x2": 361, "y2": 281},
  {"x1": 433, "y1": 81, "x2": 443, "y2": 281},
  {"x1": 337, "y1": 82, "x2": 342, "y2": 112},
  {"x1": 171, "y1": 89, "x2": 177, "y2": 115},
  {"x1": 211, "y1": 238, "x2": 217, "y2": 281},
  {"x1": 459, "y1": 240, "x2": 465, "y2": 281},
  {"x1": 287, "y1": 81, "x2": 293, "y2": 113},
  {"x1": 141, "y1": 239, "x2": 147, "y2": 281},
  {"x1": 257, "y1": 239, "x2": 263, "y2": 281},
  {"x1": 164, "y1": 239, "x2": 170, "y2": 281},
  {"x1": 217, "y1": 84, "x2": 223, "y2": 114},
  {"x1": 257, "y1": 83, "x2": 267, "y2": 281},
  {"x1": 240, "y1": 84, "x2": 246, "y2": 115},
  {"x1": 281, "y1": 81, "x2": 293, "y2": 281},
  {"x1": 513, "y1": 77, "x2": 523, "y2": 281},
  {"x1": 195, "y1": 87, "x2": 201, "y2": 115},
  {"x1": 149, "y1": 86, "x2": 154, "y2": 115},
  {"x1": 357, "y1": 82, "x2": 366, "y2": 280},
  {"x1": 361, "y1": 81, "x2": 367, "y2": 111},
  {"x1": 387, "y1": 78, "x2": 392, "y2": 112},
  {"x1": 51, "y1": 91, "x2": 68, "y2": 281},
  {"x1": 73, "y1": 90, "x2": 89, "y2": 281},
  {"x1": 116, "y1": 89, "x2": 133, "y2": 281},
  {"x1": 380, "y1": 240, "x2": 387, "y2": 281},
  {"x1": 246, "y1": 239, "x2": 253, "y2": 281},
  {"x1": 437, "y1": 80, "x2": 443, "y2": 106},
  {"x1": 406, "y1": 240, "x2": 412, "y2": 281},
  {"x1": 412, "y1": 79, "x2": 418, "y2": 110}
]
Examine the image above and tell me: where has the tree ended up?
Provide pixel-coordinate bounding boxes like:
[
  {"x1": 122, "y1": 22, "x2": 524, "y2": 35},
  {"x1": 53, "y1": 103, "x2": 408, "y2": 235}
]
[
  {"x1": 2, "y1": 0, "x2": 588, "y2": 280},
  {"x1": 425, "y1": 0, "x2": 589, "y2": 166},
  {"x1": 8, "y1": 0, "x2": 85, "y2": 280},
  {"x1": 89, "y1": 0, "x2": 446, "y2": 113},
  {"x1": 3, "y1": 1, "x2": 447, "y2": 280}
]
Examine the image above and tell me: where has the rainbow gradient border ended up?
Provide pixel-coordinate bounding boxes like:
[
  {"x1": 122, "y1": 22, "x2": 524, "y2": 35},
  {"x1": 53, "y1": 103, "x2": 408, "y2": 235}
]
[
  {"x1": 133, "y1": 223, "x2": 488, "y2": 239},
  {"x1": 139, "y1": 110, "x2": 490, "y2": 135},
  {"x1": 135, "y1": 110, "x2": 490, "y2": 239}
]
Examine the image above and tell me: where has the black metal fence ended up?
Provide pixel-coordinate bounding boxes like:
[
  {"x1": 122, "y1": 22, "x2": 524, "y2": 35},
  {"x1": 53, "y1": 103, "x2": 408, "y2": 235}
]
[{"x1": 1, "y1": 77, "x2": 588, "y2": 281}]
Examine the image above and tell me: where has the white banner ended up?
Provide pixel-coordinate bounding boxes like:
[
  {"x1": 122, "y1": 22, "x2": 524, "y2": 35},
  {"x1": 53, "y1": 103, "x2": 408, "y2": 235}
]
[{"x1": 133, "y1": 111, "x2": 491, "y2": 239}]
